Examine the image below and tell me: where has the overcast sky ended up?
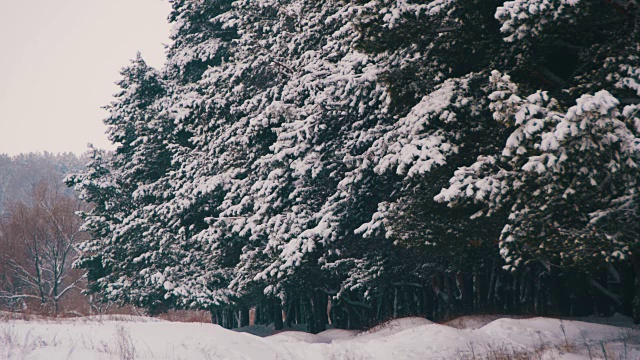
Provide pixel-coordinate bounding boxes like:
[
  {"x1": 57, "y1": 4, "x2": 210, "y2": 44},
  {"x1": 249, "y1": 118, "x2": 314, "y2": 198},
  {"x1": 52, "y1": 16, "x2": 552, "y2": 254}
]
[{"x1": 0, "y1": 0, "x2": 172, "y2": 155}]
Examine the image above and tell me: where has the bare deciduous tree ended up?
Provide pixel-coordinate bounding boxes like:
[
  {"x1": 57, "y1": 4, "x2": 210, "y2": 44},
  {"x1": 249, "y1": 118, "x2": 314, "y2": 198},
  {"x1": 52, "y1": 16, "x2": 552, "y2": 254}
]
[{"x1": 0, "y1": 180, "x2": 87, "y2": 316}]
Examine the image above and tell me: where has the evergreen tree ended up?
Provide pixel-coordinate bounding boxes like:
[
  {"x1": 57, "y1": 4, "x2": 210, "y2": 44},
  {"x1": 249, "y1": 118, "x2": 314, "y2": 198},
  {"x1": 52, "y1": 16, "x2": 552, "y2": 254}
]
[
  {"x1": 68, "y1": 55, "x2": 175, "y2": 312},
  {"x1": 70, "y1": 0, "x2": 640, "y2": 325}
]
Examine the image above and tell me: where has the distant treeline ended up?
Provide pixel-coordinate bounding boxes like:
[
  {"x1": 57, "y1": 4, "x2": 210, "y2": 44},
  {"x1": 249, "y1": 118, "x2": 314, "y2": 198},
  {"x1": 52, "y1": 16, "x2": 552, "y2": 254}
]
[{"x1": 0, "y1": 152, "x2": 85, "y2": 211}]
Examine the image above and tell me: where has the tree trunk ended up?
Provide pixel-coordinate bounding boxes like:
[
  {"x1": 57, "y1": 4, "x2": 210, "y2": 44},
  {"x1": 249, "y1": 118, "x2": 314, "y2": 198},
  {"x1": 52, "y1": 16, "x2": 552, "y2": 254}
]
[
  {"x1": 273, "y1": 300, "x2": 284, "y2": 331},
  {"x1": 285, "y1": 300, "x2": 294, "y2": 328},
  {"x1": 393, "y1": 287, "x2": 399, "y2": 319},
  {"x1": 240, "y1": 306, "x2": 250, "y2": 327},
  {"x1": 631, "y1": 253, "x2": 640, "y2": 324},
  {"x1": 317, "y1": 293, "x2": 328, "y2": 331},
  {"x1": 209, "y1": 310, "x2": 219, "y2": 325}
]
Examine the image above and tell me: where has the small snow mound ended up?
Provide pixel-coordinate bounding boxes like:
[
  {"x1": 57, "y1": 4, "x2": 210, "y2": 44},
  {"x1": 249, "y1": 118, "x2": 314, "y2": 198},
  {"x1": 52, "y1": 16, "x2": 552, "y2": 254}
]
[
  {"x1": 478, "y1": 317, "x2": 636, "y2": 350},
  {"x1": 368, "y1": 316, "x2": 434, "y2": 332},
  {"x1": 359, "y1": 317, "x2": 434, "y2": 339},
  {"x1": 269, "y1": 328, "x2": 360, "y2": 344},
  {"x1": 268, "y1": 330, "x2": 324, "y2": 343},
  {"x1": 316, "y1": 328, "x2": 359, "y2": 342},
  {"x1": 445, "y1": 314, "x2": 514, "y2": 330}
]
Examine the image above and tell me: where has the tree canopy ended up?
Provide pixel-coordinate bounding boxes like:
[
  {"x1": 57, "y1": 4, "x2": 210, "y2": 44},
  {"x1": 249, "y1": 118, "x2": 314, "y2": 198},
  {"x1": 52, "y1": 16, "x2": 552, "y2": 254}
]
[{"x1": 68, "y1": 0, "x2": 640, "y2": 329}]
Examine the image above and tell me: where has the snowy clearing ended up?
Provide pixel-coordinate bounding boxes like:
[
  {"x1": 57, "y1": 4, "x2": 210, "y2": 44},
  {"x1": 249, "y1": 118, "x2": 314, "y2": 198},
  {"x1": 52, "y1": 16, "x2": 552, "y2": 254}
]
[{"x1": 1, "y1": 315, "x2": 639, "y2": 359}]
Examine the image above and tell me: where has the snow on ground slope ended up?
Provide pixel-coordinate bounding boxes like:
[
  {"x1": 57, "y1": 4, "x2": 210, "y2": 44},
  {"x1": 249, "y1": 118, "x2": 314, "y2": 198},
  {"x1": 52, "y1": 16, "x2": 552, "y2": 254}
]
[{"x1": 1, "y1": 315, "x2": 638, "y2": 359}]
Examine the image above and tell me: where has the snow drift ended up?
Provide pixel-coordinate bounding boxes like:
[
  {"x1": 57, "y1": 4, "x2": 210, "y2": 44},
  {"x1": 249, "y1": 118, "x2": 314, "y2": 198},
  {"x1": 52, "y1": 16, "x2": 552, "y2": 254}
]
[{"x1": 1, "y1": 315, "x2": 639, "y2": 359}]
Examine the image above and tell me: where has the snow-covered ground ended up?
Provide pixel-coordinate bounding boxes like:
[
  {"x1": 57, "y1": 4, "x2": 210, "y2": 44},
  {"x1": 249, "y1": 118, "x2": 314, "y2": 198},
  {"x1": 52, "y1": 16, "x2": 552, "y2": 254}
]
[{"x1": 1, "y1": 314, "x2": 638, "y2": 359}]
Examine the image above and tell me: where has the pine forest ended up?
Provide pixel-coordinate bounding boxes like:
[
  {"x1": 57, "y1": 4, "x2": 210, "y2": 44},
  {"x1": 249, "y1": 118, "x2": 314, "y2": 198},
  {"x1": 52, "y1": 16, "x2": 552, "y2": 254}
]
[{"x1": 59, "y1": 0, "x2": 640, "y2": 334}]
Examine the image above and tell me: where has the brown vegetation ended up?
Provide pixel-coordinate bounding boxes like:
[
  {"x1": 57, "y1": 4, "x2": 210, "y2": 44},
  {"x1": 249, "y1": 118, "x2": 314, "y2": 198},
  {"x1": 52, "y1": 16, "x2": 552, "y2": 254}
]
[{"x1": 0, "y1": 180, "x2": 88, "y2": 316}]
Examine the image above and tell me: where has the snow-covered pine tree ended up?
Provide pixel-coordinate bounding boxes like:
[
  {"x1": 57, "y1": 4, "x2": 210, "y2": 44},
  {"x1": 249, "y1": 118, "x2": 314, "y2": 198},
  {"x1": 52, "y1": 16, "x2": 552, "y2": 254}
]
[
  {"x1": 69, "y1": 0, "x2": 639, "y2": 325},
  {"x1": 65, "y1": 147, "x2": 123, "y2": 304},
  {"x1": 436, "y1": 0, "x2": 640, "y2": 315},
  {"x1": 193, "y1": 0, "x2": 394, "y2": 331},
  {"x1": 116, "y1": 0, "x2": 243, "y2": 318},
  {"x1": 225, "y1": 0, "x2": 391, "y2": 315},
  {"x1": 68, "y1": 54, "x2": 175, "y2": 312},
  {"x1": 321, "y1": 0, "x2": 509, "y2": 317}
]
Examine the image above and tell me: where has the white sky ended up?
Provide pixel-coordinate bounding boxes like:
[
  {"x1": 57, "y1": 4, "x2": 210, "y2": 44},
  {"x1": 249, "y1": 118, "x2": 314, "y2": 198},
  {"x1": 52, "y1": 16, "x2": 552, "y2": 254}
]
[{"x1": 0, "y1": 0, "x2": 172, "y2": 155}]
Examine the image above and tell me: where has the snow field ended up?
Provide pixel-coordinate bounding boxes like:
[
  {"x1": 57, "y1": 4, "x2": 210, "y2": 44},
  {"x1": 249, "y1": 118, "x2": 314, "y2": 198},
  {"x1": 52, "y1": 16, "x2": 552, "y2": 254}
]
[{"x1": 1, "y1": 315, "x2": 639, "y2": 359}]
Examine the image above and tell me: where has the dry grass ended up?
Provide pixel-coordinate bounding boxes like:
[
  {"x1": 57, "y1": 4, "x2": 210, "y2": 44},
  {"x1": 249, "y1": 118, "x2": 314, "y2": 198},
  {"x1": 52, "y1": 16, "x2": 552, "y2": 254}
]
[
  {"x1": 0, "y1": 322, "x2": 48, "y2": 360},
  {"x1": 455, "y1": 326, "x2": 640, "y2": 360},
  {"x1": 156, "y1": 309, "x2": 211, "y2": 323},
  {"x1": 1, "y1": 307, "x2": 212, "y2": 325},
  {"x1": 113, "y1": 325, "x2": 136, "y2": 360}
]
